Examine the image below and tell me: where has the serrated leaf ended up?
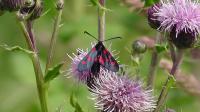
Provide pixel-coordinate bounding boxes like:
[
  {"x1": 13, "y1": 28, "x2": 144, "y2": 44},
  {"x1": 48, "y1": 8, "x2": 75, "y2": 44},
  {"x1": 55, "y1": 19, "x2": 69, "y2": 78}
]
[
  {"x1": 155, "y1": 44, "x2": 168, "y2": 53},
  {"x1": 44, "y1": 63, "x2": 64, "y2": 83},
  {"x1": 0, "y1": 44, "x2": 34, "y2": 55},
  {"x1": 70, "y1": 93, "x2": 84, "y2": 112}
]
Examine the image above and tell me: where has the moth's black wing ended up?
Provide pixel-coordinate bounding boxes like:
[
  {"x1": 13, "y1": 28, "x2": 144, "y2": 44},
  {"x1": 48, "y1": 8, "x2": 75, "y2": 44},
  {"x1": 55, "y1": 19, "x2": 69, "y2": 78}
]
[
  {"x1": 78, "y1": 47, "x2": 98, "y2": 72},
  {"x1": 99, "y1": 46, "x2": 119, "y2": 72}
]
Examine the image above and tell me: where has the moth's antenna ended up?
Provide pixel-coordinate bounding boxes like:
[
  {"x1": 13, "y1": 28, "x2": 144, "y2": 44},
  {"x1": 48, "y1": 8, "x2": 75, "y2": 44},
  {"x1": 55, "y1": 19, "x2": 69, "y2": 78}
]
[
  {"x1": 84, "y1": 31, "x2": 98, "y2": 41},
  {"x1": 104, "y1": 37, "x2": 122, "y2": 42}
]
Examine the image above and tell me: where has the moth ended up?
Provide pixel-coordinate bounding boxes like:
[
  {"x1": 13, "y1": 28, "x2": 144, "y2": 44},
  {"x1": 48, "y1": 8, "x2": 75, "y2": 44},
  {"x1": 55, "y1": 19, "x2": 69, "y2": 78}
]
[{"x1": 78, "y1": 31, "x2": 120, "y2": 74}]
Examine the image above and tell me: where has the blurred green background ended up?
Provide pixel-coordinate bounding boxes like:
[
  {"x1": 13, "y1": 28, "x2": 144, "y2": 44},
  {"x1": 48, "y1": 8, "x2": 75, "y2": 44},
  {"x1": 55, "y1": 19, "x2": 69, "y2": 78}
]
[{"x1": 0, "y1": 0, "x2": 200, "y2": 112}]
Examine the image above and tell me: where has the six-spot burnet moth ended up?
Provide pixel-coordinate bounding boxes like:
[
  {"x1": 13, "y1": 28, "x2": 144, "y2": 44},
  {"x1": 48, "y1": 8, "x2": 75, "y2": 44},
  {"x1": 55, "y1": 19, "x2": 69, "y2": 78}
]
[{"x1": 78, "y1": 31, "x2": 121, "y2": 75}]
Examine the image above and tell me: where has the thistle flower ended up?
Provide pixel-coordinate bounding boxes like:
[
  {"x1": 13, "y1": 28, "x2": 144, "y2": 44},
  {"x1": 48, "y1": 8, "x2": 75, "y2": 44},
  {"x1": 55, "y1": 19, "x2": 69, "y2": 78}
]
[
  {"x1": 90, "y1": 70, "x2": 156, "y2": 112},
  {"x1": 154, "y1": 0, "x2": 200, "y2": 48},
  {"x1": 147, "y1": 3, "x2": 162, "y2": 30},
  {"x1": 68, "y1": 43, "x2": 119, "y2": 84},
  {"x1": 67, "y1": 48, "x2": 91, "y2": 82}
]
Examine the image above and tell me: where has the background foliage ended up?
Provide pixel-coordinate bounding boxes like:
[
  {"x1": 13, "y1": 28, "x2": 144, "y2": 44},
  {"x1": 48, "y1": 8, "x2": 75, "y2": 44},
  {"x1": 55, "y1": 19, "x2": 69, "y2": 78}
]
[{"x1": 0, "y1": 0, "x2": 200, "y2": 112}]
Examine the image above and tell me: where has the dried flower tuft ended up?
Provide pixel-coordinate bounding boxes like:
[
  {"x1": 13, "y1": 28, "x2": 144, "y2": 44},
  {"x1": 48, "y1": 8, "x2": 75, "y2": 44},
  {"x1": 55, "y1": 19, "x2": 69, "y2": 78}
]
[
  {"x1": 0, "y1": 0, "x2": 26, "y2": 11},
  {"x1": 20, "y1": 0, "x2": 43, "y2": 20}
]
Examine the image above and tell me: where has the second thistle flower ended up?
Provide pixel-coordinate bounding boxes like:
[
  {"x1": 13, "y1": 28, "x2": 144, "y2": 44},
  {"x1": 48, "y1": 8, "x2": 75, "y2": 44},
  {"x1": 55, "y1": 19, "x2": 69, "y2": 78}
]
[
  {"x1": 148, "y1": 0, "x2": 200, "y2": 49},
  {"x1": 90, "y1": 70, "x2": 156, "y2": 112}
]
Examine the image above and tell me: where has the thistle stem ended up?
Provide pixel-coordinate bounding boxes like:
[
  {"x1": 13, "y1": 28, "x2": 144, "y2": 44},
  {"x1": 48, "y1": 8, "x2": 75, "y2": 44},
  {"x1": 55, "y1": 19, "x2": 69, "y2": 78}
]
[
  {"x1": 153, "y1": 49, "x2": 184, "y2": 112},
  {"x1": 98, "y1": 0, "x2": 106, "y2": 41},
  {"x1": 147, "y1": 33, "x2": 161, "y2": 89},
  {"x1": 45, "y1": 0, "x2": 64, "y2": 73},
  {"x1": 169, "y1": 42, "x2": 176, "y2": 63},
  {"x1": 18, "y1": 21, "x2": 48, "y2": 112},
  {"x1": 147, "y1": 50, "x2": 158, "y2": 88},
  {"x1": 98, "y1": 1, "x2": 106, "y2": 111}
]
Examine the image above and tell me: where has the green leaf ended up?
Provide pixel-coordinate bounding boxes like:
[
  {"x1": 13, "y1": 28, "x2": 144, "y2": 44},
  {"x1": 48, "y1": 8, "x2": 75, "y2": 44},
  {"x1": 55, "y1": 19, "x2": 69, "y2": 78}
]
[
  {"x1": 44, "y1": 63, "x2": 64, "y2": 83},
  {"x1": 131, "y1": 55, "x2": 140, "y2": 66},
  {"x1": 89, "y1": 0, "x2": 98, "y2": 6},
  {"x1": 70, "y1": 93, "x2": 84, "y2": 112},
  {"x1": 144, "y1": 0, "x2": 159, "y2": 7},
  {"x1": 0, "y1": 44, "x2": 34, "y2": 55},
  {"x1": 155, "y1": 44, "x2": 168, "y2": 53},
  {"x1": 167, "y1": 73, "x2": 176, "y2": 87}
]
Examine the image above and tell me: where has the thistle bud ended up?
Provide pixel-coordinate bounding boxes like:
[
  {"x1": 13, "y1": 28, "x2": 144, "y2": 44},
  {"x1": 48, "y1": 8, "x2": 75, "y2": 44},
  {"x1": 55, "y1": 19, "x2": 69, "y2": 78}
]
[
  {"x1": 147, "y1": 3, "x2": 161, "y2": 30},
  {"x1": 132, "y1": 40, "x2": 147, "y2": 54},
  {"x1": 1, "y1": 0, "x2": 26, "y2": 11},
  {"x1": 169, "y1": 27, "x2": 197, "y2": 49}
]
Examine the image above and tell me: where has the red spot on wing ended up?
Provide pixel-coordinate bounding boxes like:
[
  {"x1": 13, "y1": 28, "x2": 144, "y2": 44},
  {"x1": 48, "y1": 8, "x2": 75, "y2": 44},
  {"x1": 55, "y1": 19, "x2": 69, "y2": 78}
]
[
  {"x1": 111, "y1": 61, "x2": 116, "y2": 65},
  {"x1": 105, "y1": 58, "x2": 109, "y2": 62},
  {"x1": 87, "y1": 56, "x2": 92, "y2": 62},
  {"x1": 99, "y1": 56, "x2": 105, "y2": 64},
  {"x1": 91, "y1": 47, "x2": 96, "y2": 52},
  {"x1": 94, "y1": 57, "x2": 98, "y2": 61},
  {"x1": 103, "y1": 50, "x2": 107, "y2": 54},
  {"x1": 82, "y1": 61, "x2": 87, "y2": 65},
  {"x1": 109, "y1": 55, "x2": 112, "y2": 59}
]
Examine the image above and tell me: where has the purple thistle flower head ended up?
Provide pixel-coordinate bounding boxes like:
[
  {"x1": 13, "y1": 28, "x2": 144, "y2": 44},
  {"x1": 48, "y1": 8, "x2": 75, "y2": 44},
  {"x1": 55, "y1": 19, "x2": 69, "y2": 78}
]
[
  {"x1": 153, "y1": 0, "x2": 200, "y2": 48},
  {"x1": 156, "y1": 0, "x2": 200, "y2": 36},
  {"x1": 67, "y1": 48, "x2": 91, "y2": 82},
  {"x1": 90, "y1": 70, "x2": 156, "y2": 112}
]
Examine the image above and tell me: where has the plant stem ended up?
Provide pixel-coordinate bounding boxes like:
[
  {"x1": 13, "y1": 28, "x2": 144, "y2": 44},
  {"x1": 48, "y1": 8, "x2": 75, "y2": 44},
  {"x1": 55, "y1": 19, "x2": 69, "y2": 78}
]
[
  {"x1": 98, "y1": 0, "x2": 106, "y2": 41},
  {"x1": 147, "y1": 33, "x2": 161, "y2": 89},
  {"x1": 18, "y1": 21, "x2": 48, "y2": 112},
  {"x1": 45, "y1": 0, "x2": 64, "y2": 73},
  {"x1": 26, "y1": 21, "x2": 37, "y2": 51},
  {"x1": 153, "y1": 49, "x2": 184, "y2": 112},
  {"x1": 98, "y1": 1, "x2": 106, "y2": 111},
  {"x1": 169, "y1": 42, "x2": 176, "y2": 63},
  {"x1": 147, "y1": 50, "x2": 158, "y2": 88}
]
